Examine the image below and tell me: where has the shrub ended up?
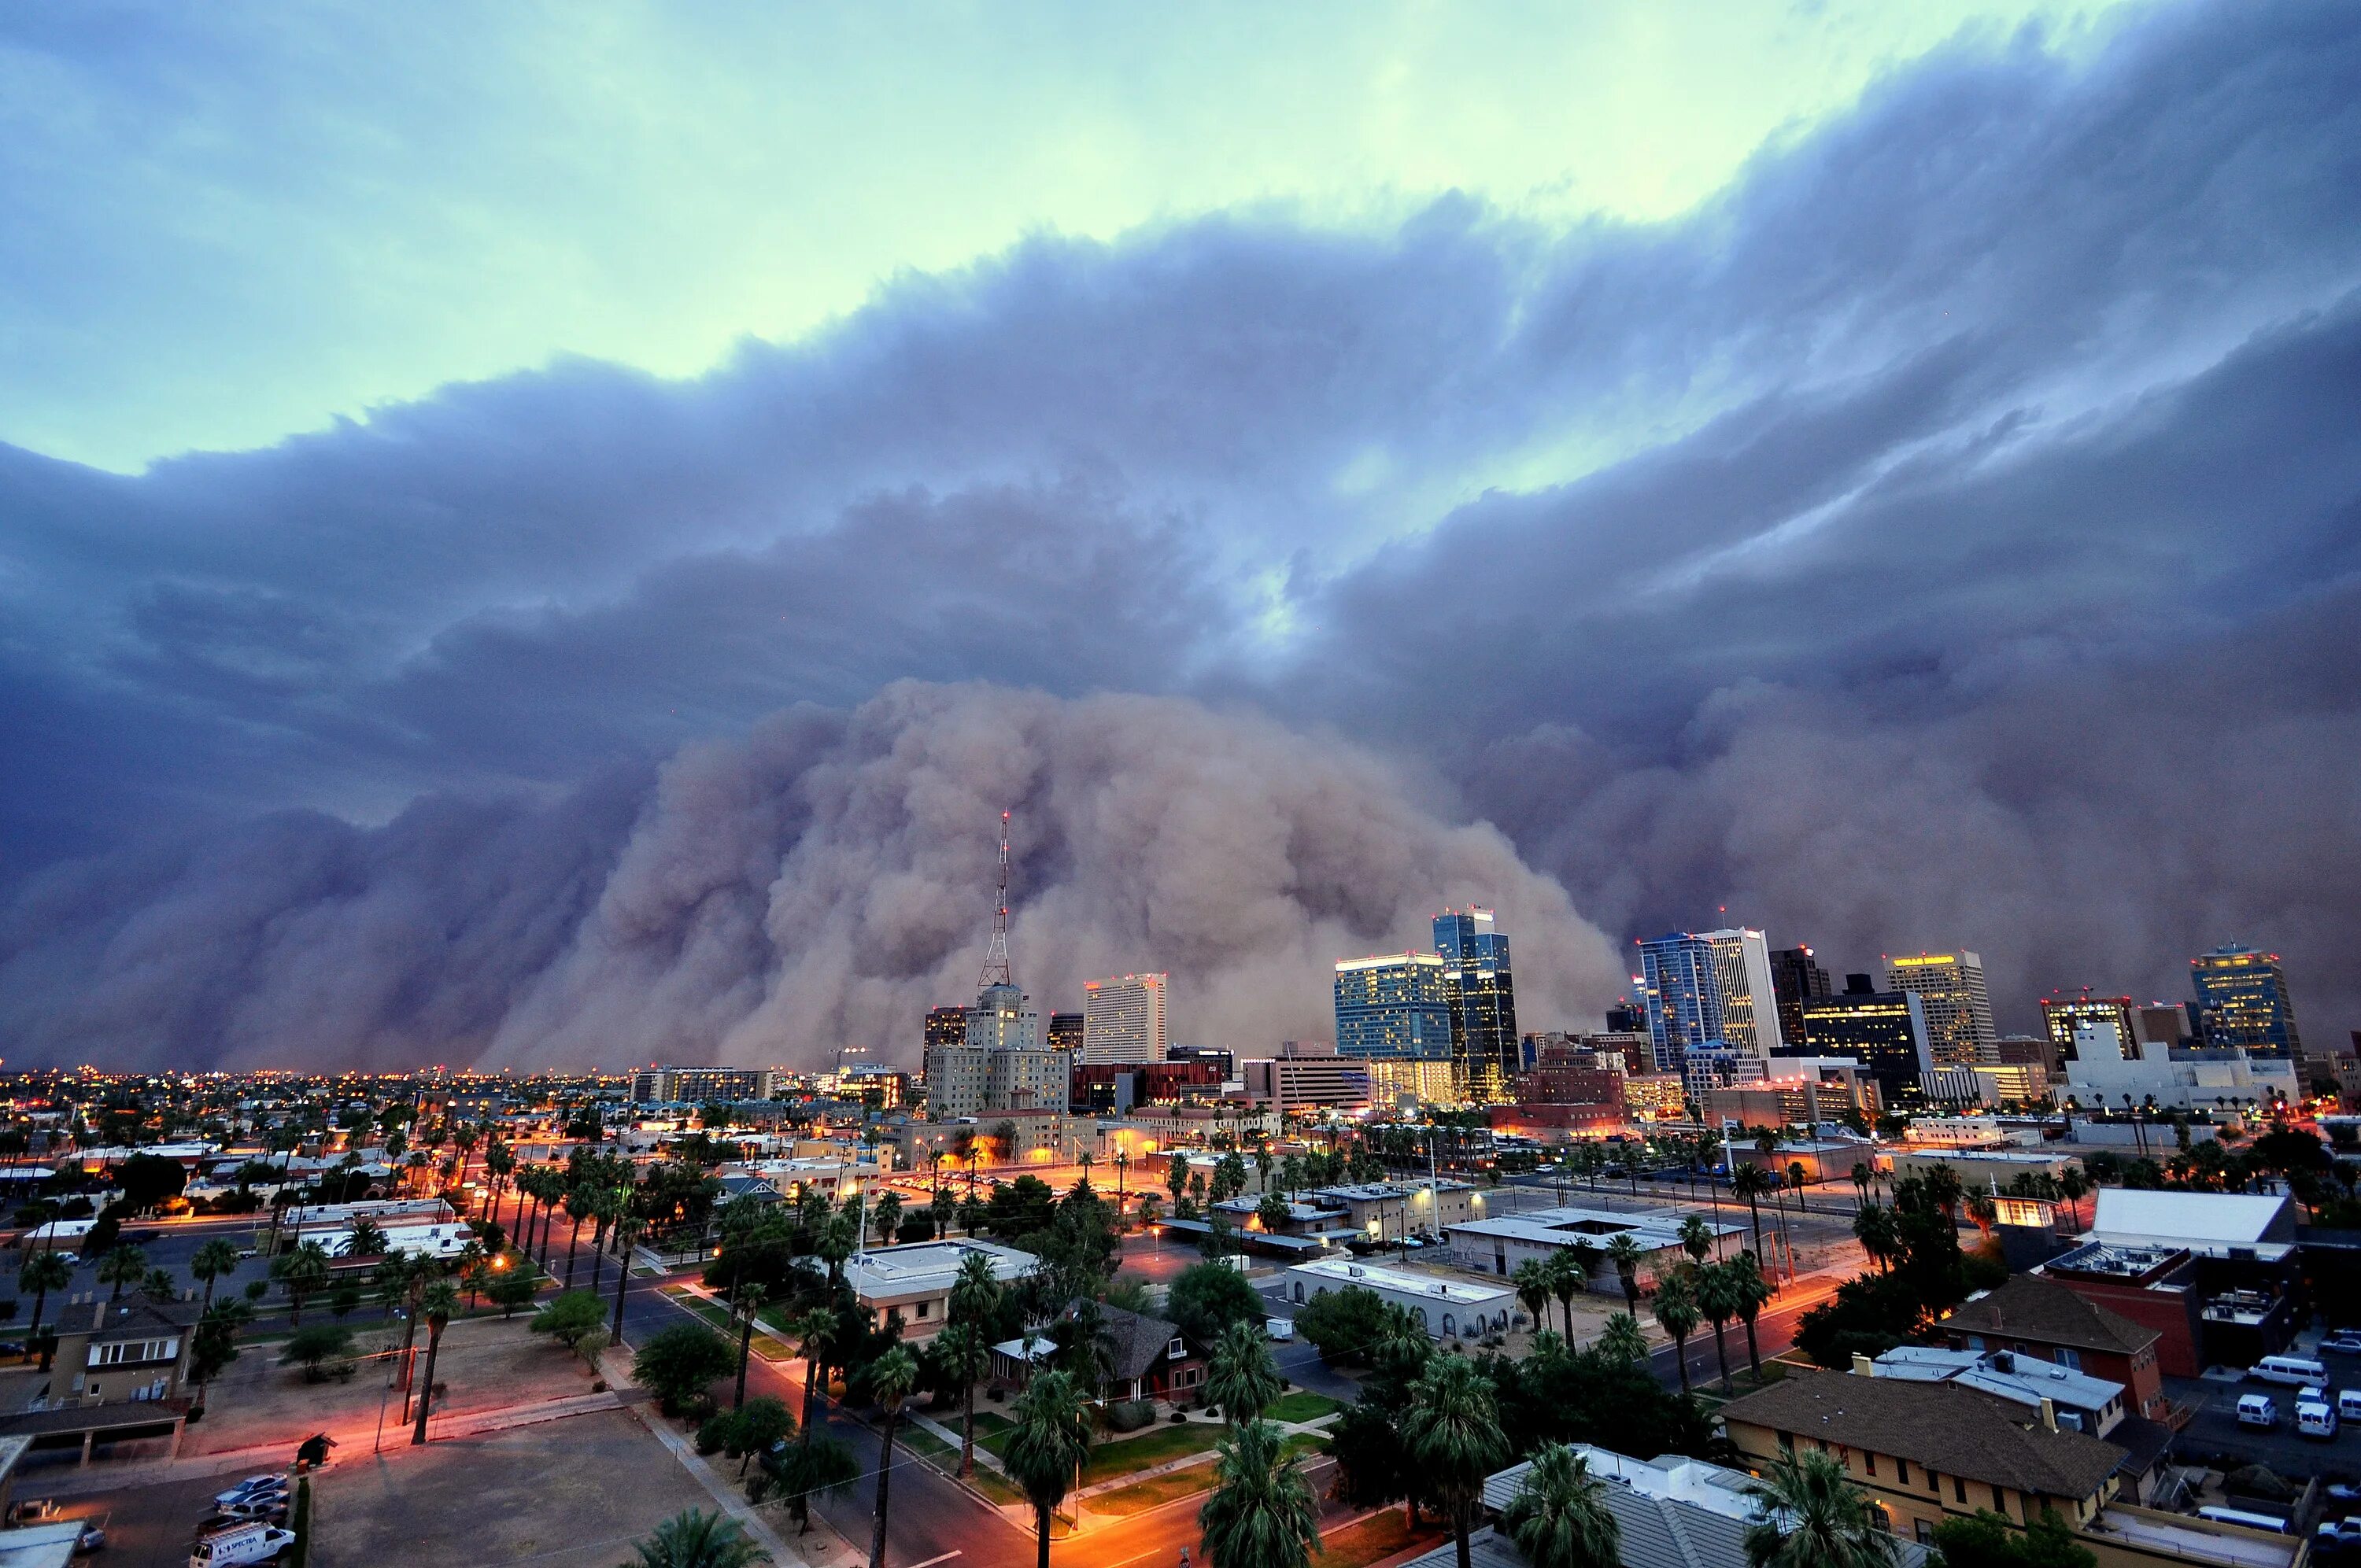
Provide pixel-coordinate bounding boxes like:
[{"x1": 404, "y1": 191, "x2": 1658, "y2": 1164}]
[
  {"x1": 696, "y1": 1412, "x2": 733, "y2": 1454},
  {"x1": 1106, "y1": 1399, "x2": 1155, "y2": 1433}
]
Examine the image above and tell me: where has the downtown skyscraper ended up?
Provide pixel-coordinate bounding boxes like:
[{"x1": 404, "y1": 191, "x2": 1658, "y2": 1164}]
[
  {"x1": 1638, "y1": 927, "x2": 1777, "y2": 1074},
  {"x1": 1435, "y1": 906, "x2": 1518, "y2": 1104},
  {"x1": 1884, "y1": 951, "x2": 1997, "y2": 1066},
  {"x1": 2189, "y1": 946, "x2": 2302, "y2": 1060}
]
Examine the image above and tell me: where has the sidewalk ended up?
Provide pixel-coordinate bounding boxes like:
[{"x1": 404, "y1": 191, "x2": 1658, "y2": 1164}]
[{"x1": 604, "y1": 1346, "x2": 811, "y2": 1568}]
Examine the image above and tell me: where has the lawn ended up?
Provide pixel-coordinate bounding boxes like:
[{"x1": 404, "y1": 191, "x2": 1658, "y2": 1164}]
[
  {"x1": 1084, "y1": 1463, "x2": 1219, "y2": 1518},
  {"x1": 1279, "y1": 1432, "x2": 1329, "y2": 1464},
  {"x1": 1317, "y1": 1508, "x2": 1446, "y2": 1568},
  {"x1": 1081, "y1": 1420, "x2": 1221, "y2": 1484},
  {"x1": 1268, "y1": 1390, "x2": 1341, "y2": 1424}
]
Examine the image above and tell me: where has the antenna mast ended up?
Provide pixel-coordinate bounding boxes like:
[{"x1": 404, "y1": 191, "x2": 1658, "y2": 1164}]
[{"x1": 978, "y1": 809, "x2": 1013, "y2": 989}]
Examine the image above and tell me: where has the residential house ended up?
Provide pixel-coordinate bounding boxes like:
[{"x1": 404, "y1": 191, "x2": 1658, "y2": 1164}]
[{"x1": 840, "y1": 1239, "x2": 1036, "y2": 1341}]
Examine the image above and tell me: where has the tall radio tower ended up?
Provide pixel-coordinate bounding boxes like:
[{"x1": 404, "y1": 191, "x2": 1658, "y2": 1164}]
[{"x1": 977, "y1": 809, "x2": 1014, "y2": 990}]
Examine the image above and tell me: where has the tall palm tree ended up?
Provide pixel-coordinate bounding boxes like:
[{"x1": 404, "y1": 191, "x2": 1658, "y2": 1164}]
[
  {"x1": 1603, "y1": 1234, "x2": 1643, "y2": 1313},
  {"x1": 190, "y1": 1238, "x2": 242, "y2": 1309},
  {"x1": 409, "y1": 1280, "x2": 460, "y2": 1444},
  {"x1": 789, "y1": 1308, "x2": 839, "y2": 1436},
  {"x1": 611, "y1": 1212, "x2": 642, "y2": 1348},
  {"x1": 272, "y1": 1241, "x2": 331, "y2": 1324},
  {"x1": 98, "y1": 1244, "x2": 149, "y2": 1303},
  {"x1": 1728, "y1": 1254, "x2": 1774, "y2": 1382},
  {"x1": 866, "y1": 1345, "x2": 919, "y2": 1568},
  {"x1": 1741, "y1": 1451, "x2": 1898, "y2": 1568},
  {"x1": 18, "y1": 1250, "x2": 70, "y2": 1352},
  {"x1": 1650, "y1": 1272, "x2": 1699, "y2": 1397},
  {"x1": 1595, "y1": 1312, "x2": 1648, "y2": 1366},
  {"x1": 1402, "y1": 1356, "x2": 1509, "y2": 1568},
  {"x1": 625, "y1": 1508, "x2": 769, "y2": 1568},
  {"x1": 732, "y1": 1283, "x2": 769, "y2": 1410},
  {"x1": 1678, "y1": 1216, "x2": 1713, "y2": 1266},
  {"x1": 1849, "y1": 1163, "x2": 1874, "y2": 1211},
  {"x1": 1731, "y1": 1164, "x2": 1775, "y2": 1269},
  {"x1": 563, "y1": 1186, "x2": 593, "y2": 1287},
  {"x1": 936, "y1": 1322, "x2": 991, "y2": 1477},
  {"x1": 1206, "y1": 1319, "x2": 1282, "y2": 1426},
  {"x1": 1693, "y1": 1263, "x2": 1739, "y2": 1393},
  {"x1": 1511, "y1": 1259, "x2": 1551, "y2": 1334},
  {"x1": 1502, "y1": 1444, "x2": 1622, "y2": 1568},
  {"x1": 1199, "y1": 1418, "x2": 1320, "y2": 1568},
  {"x1": 1851, "y1": 1204, "x2": 1901, "y2": 1275},
  {"x1": 1544, "y1": 1251, "x2": 1586, "y2": 1337},
  {"x1": 1003, "y1": 1369, "x2": 1092, "y2": 1568}
]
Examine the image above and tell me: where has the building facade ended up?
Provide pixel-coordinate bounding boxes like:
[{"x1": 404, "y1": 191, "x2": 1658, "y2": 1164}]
[
  {"x1": 2041, "y1": 994, "x2": 2138, "y2": 1068},
  {"x1": 1770, "y1": 945, "x2": 1832, "y2": 1051},
  {"x1": 1334, "y1": 953, "x2": 1454, "y2": 1061},
  {"x1": 1435, "y1": 908, "x2": 1518, "y2": 1103},
  {"x1": 1796, "y1": 978, "x2": 1935, "y2": 1105},
  {"x1": 1885, "y1": 953, "x2": 1997, "y2": 1067},
  {"x1": 629, "y1": 1067, "x2": 785, "y2": 1105},
  {"x1": 2189, "y1": 946, "x2": 2300, "y2": 1061},
  {"x1": 1240, "y1": 1040, "x2": 1370, "y2": 1113},
  {"x1": 1638, "y1": 927, "x2": 1778, "y2": 1072},
  {"x1": 1045, "y1": 1012, "x2": 1085, "y2": 1054},
  {"x1": 1082, "y1": 973, "x2": 1168, "y2": 1064}
]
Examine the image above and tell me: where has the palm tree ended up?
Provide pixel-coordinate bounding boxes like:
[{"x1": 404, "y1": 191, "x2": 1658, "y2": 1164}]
[
  {"x1": 1651, "y1": 1272, "x2": 1698, "y2": 1397},
  {"x1": 409, "y1": 1280, "x2": 460, "y2": 1444},
  {"x1": 98, "y1": 1244, "x2": 149, "y2": 1303},
  {"x1": 1727, "y1": 1253, "x2": 1773, "y2": 1382},
  {"x1": 1003, "y1": 1369, "x2": 1092, "y2": 1568},
  {"x1": 1544, "y1": 1250, "x2": 1586, "y2": 1337},
  {"x1": 1694, "y1": 1263, "x2": 1739, "y2": 1394},
  {"x1": 1199, "y1": 1418, "x2": 1320, "y2": 1568},
  {"x1": 1402, "y1": 1356, "x2": 1509, "y2": 1568},
  {"x1": 1503, "y1": 1444, "x2": 1622, "y2": 1568},
  {"x1": 1603, "y1": 1234, "x2": 1643, "y2": 1313},
  {"x1": 190, "y1": 1238, "x2": 242, "y2": 1308},
  {"x1": 866, "y1": 1345, "x2": 919, "y2": 1568},
  {"x1": 789, "y1": 1308, "x2": 839, "y2": 1436},
  {"x1": 935, "y1": 1321, "x2": 991, "y2": 1478},
  {"x1": 1849, "y1": 1163, "x2": 1874, "y2": 1211},
  {"x1": 1595, "y1": 1312, "x2": 1648, "y2": 1365},
  {"x1": 563, "y1": 1186, "x2": 593, "y2": 1286},
  {"x1": 732, "y1": 1283, "x2": 769, "y2": 1410},
  {"x1": 1678, "y1": 1215, "x2": 1713, "y2": 1265},
  {"x1": 18, "y1": 1250, "x2": 70, "y2": 1353},
  {"x1": 626, "y1": 1508, "x2": 769, "y2": 1568},
  {"x1": 1511, "y1": 1258, "x2": 1552, "y2": 1334},
  {"x1": 1731, "y1": 1164, "x2": 1775, "y2": 1267},
  {"x1": 273, "y1": 1240, "x2": 331, "y2": 1324},
  {"x1": 1206, "y1": 1319, "x2": 1282, "y2": 1426},
  {"x1": 1850, "y1": 1204, "x2": 1901, "y2": 1275},
  {"x1": 1740, "y1": 1451, "x2": 1898, "y2": 1568}
]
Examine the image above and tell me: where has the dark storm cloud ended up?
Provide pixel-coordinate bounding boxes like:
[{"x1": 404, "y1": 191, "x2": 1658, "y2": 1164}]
[{"x1": 3, "y1": 0, "x2": 2359, "y2": 1064}]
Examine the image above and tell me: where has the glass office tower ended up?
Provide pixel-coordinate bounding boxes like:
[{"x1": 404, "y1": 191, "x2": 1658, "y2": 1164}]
[
  {"x1": 1435, "y1": 907, "x2": 1518, "y2": 1104},
  {"x1": 2189, "y1": 946, "x2": 2301, "y2": 1060}
]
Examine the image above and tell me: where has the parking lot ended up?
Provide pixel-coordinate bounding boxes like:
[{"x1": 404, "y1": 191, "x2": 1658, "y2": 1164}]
[{"x1": 2170, "y1": 1338, "x2": 2361, "y2": 1481}]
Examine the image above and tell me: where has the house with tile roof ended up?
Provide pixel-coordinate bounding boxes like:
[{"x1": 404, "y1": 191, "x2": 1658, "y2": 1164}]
[{"x1": 1719, "y1": 1365, "x2": 2300, "y2": 1568}]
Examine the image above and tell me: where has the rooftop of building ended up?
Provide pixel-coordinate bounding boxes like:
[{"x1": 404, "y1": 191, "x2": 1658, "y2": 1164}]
[
  {"x1": 2086, "y1": 1188, "x2": 2296, "y2": 1257},
  {"x1": 1947, "y1": 1274, "x2": 2161, "y2": 1356},
  {"x1": 1875, "y1": 1344, "x2": 2128, "y2": 1415},
  {"x1": 840, "y1": 1238, "x2": 1036, "y2": 1296},
  {"x1": 1445, "y1": 1204, "x2": 1745, "y2": 1251},
  {"x1": 2039, "y1": 1241, "x2": 2193, "y2": 1285},
  {"x1": 1284, "y1": 1256, "x2": 1513, "y2": 1304},
  {"x1": 1311, "y1": 1180, "x2": 1481, "y2": 1201},
  {"x1": 1718, "y1": 1366, "x2": 2127, "y2": 1499}
]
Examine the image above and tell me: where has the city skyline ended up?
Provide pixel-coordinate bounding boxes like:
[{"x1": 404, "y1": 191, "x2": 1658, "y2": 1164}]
[{"x1": 4, "y1": 1, "x2": 2358, "y2": 1069}]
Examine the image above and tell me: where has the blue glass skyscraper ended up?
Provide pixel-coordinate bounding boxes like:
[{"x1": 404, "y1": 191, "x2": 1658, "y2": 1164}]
[
  {"x1": 1434, "y1": 907, "x2": 1517, "y2": 1104},
  {"x1": 2189, "y1": 945, "x2": 2301, "y2": 1060},
  {"x1": 1637, "y1": 926, "x2": 1777, "y2": 1074},
  {"x1": 1333, "y1": 953, "x2": 1454, "y2": 1061}
]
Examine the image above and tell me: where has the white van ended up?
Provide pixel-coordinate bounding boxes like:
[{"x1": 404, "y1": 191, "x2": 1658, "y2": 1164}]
[
  {"x1": 2251, "y1": 1355, "x2": 2329, "y2": 1386},
  {"x1": 2237, "y1": 1393, "x2": 2278, "y2": 1428},
  {"x1": 2300, "y1": 1400, "x2": 2340, "y2": 1439},
  {"x1": 189, "y1": 1522, "x2": 295, "y2": 1567},
  {"x1": 2337, "y1": 1389, "x2": 2361, "y2": 1421}
]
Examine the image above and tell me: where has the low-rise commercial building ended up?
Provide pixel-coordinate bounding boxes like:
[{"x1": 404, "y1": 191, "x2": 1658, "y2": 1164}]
[
  {"x1": 1941, "y1": 1274, "x2": 2167, "y2": 1421},
  {"x1": 1280, "y1": 1257, "x2": 1514, "y2": 1339},
  {"x1": 1445, "y1": 1203, "x2": 1746, "y2": 1286},
  {"x1": 841, "y1": 1239, "x2": 1036, "y2": 1341},
  {"x1": 1308, "y1": 1180, "x2": 1486, "y2": 1241}
]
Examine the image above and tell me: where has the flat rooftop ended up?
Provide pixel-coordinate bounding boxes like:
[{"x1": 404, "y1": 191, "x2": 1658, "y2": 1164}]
[
  {"x1": 2085, "y1": 1510, "x2": 2298, "y2": 1568},
  {"x1": 1445, "y1": 1204, "x2": 1745, "y2": 1251},
  {"x1": 841, "y1": 1239, "x2": 1036, "y2": 1297},
  {"x1": 1285, "y1": 1257, "x2": 1513, "y2": 1304}
]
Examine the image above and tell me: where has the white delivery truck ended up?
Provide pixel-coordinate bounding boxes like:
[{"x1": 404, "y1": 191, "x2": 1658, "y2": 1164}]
[{"x1": 189, "y1": 1522, "x2": 296, "y2": 1566}]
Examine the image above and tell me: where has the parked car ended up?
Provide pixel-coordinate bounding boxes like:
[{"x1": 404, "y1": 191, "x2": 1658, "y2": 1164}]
[
  {"x1": 2238, "y1": 1393, "x2": 2279, "y2": 1428},
  {"x1": 205, "y1": 1498, "x2": 287, "y2": 1526},
  {"x1": 72, "y1": 1521, "x2": 103, "y2": 1554},
  {"x1": 2324, "y1": 1333, "x2": 2361, "y2": 1356},
  {"x1": 189, "y1": 1522, "x2": 295, "y2": 1567},
  {"x1": 212, "y1": 1479, "x2": 285, "y2": 1510}
]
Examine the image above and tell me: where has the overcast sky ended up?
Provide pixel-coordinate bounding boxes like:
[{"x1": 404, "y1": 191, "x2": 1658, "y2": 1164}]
[{"x1": 3, "y1": 0, "x2": 2356, "y2": 1070}]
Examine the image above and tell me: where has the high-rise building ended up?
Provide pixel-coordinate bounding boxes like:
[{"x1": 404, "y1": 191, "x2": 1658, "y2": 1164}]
[
  {"x1": 1333, "y1": 953, "x2": 1453, "y2": 1061},
  {"x1": 2038, "y1": 992, "x2": 2137, "y2": 1068},
  {"x1": 1768, "y1": 946, "x2": 1832, "y2": 1050},
  {"x1": 2132, "y1": 1004, "x2": 2189, "y2": 1050},
  {"x1": 1637, "y1": 927, "x2": 1778, "y2": 1073},
  {"x1": 1081, "y1": 973, "x2": 1168, "y2": 1064},
  {"x1": 1604, "y1": 999, "x2": 1647, "y2": 1035},
  {"x1": 1883, "y1": 952, "x2": 1997, "y2": 1067},
  {"x1": 2189, "y1": 946, "x2": 2301, "y2": 1061},
  {"x1": 1795, "y1": 976, "x2": 1936, "y2": 1106},
  {"x1": 926, "y1": 1006, "x2": 969, "y2": 1052},
  {"x1": 921, "y1": 810, "x2": 1071, "y2": 1116},
  {"x1": 1045, "y1": 1012, "x2": 1085, "y2": 1054},
  {"x1": 630, "y1": 1067, "x2": 786, "y2": 1104},
  {"x1": 1434, "y1": 908, "x2": 1518, "y2": 1103},
  {"x1": 1166, "y1": 1045, "x2": 1236, "y2": 1081}
]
